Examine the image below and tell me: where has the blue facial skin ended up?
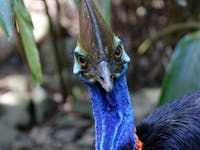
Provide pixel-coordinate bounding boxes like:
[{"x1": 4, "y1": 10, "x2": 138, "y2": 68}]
[
  {"x1": 73, "y1": 37, "x2": 135, "y2": 150},
  {"x1": 73, "y1": 37, "x2": 130, "y2": 83}
]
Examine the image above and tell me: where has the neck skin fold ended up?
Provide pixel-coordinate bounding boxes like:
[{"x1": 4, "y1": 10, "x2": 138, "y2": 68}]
[{"x1": 87, "y1": 74, "x2": 135, "y2": 150}]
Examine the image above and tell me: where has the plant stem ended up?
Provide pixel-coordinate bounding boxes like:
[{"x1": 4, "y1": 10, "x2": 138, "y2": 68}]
[
  {"x1": 43, "y1": 0, "x2": 68, "y2": 101},
  {"x1": 138, "y1": 22, "x2": 200, "y2": 54}
]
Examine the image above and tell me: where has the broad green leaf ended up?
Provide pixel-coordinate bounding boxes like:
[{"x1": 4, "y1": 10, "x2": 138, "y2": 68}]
[
  {"x1": 14, "y1": 0, "x2": 42, "y2": 84},
  {"x1": 159, "y1": 31, "x2": 200, "y2": 105},
  {"x1": 176, "y1": 0, "x2": 187, "y2": 6},
  {"x1": 0, "y1": 0, "x2": 14, "y2": 37}
]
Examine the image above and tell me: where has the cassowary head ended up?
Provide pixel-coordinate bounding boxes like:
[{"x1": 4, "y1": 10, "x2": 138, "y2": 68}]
[{"x1": 73, "y1": 0, "x2": 130, "y2": 92}]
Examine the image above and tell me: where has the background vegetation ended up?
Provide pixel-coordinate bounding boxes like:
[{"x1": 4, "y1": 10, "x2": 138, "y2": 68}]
[{"x1": 0, "y1": 0, "x2": 199, "y2": 149}]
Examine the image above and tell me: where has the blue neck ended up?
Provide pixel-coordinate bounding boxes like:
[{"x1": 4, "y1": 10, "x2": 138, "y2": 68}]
[{"x1": 87, "y1": 74, "x2": 135, "y2": 150}]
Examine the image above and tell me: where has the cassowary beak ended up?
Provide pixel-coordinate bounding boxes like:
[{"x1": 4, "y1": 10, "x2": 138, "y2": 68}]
[{"x1": 96, "y1": 61, "x2": 113, "y2": 92}]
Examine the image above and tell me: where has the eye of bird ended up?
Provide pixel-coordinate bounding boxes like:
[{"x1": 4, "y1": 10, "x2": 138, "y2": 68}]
[
  {"x1": 114, "y1": 45, "x2": 122, "y2": 59},
  {"x1": 77, "y1": 55, "x2": 87, "y2": 69}
]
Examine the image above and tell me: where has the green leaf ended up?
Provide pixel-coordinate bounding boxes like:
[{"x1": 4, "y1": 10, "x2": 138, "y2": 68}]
[
  {"x1": 14, "y1": 0, "x2": 33, "y2": 27},
  {"x1": 159, "y1": 31, "x2": 200, "y2": 105},
  {"x1": 176, "y1": 0, "x2": 187, "y2": 6},
  {"x1": 0, "y1": 0, "x2": 14, "y2": 37},
  {"x1": 0, "y1": 16, "x2": 8, "y2": 36},
  {"x1": 14, "y1": 0, "x2": 42, "y2": 84},
  {"x1": 74, "y1": 0, "x2": 111, "y2": 24},
  {"x1": 94, "y1": 0, "x2": 111, "y2": 24},
  {"x1": 74, "y1": 0, "x2": 79, "y2": 9}
]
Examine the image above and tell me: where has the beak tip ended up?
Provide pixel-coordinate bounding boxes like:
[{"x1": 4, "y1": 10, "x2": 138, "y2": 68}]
[{"x1": 104, "y1": 84, "x2": 113, "y2": 93}]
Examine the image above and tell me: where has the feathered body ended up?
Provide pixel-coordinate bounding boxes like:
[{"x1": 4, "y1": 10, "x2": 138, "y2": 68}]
[
  {"x1": 136, "y1": 90, "x2": 200, "y2": 150},
  {"x1": 73, "y1": 0, "x2": 200, "y2": 150},
  {"x1": 89, "y1": 78, "x2": 200, "y2": 150}
]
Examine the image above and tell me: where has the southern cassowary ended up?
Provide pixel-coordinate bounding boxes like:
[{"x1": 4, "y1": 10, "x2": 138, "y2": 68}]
[{"x1": 73, "y1": 0, "x2": 200, "y2": 149}]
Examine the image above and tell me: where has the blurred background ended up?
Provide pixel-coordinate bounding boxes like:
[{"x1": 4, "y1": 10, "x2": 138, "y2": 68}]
[{"x1": 0, "y1": 0, "x2": 200, "y2": 149}]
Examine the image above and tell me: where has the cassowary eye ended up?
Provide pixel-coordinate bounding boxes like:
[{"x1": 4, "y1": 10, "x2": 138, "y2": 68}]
[
  {"x1": 114, "y1": 46, "x2": 122, "y2": 59},
  {"x1": 77, "y1": 55, "x2": 87, "y2": 68}
]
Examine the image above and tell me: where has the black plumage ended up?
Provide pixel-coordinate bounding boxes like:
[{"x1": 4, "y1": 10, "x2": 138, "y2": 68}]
[{"x1": 135, "y1": 90, "x2": 200, "y2": 150}]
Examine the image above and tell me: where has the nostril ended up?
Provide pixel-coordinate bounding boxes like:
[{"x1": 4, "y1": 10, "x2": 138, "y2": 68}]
[
  {"x1": 99, "y1": 76, "x2": 104, "y2": 81},
  {"x1": 110, "y1": 75, "x2": 114, "y2": 79}
]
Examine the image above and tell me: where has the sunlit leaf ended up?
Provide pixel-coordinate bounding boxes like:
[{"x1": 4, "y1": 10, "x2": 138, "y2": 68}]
[
  {"x1": 176, "y1": 0, "x2": 187, "y2": 7},
  {"x1": 159, "y1": 31, "x2": 200, "y2": 105},
  {"x1": 14, "y1": 0, "x2": 42, "y2": 84},
  {"x1": 0, "y1": 0, "x2": 14, "y2": 37}
]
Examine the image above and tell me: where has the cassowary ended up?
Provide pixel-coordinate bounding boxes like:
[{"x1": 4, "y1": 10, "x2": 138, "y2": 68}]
[{"x1": 73, "y1": 0, "x2": 200, "y2": 149}]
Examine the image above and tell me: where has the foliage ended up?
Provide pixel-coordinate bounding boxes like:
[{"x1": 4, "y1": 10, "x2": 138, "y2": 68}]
[
  {"x1": 0, "y1": 0, "x2": 14, "y2": 37},
  {"x1": 159, "y1": 31, "x2": 200, "y2": 105},
  {"x1": 14, "y1": 0, "x2": 42, "y2": 84},
  {"x1": 0, "y1": 0, "x2": 42, "y2": 85},
  {"x1": 1, "y1": 0, "x2": 200, "y2": 105},
  {"x1": 135, "y1": 0, "x2": 200, "y2": 105},
  {"x1": 74, "y1": 0, "x2": 111, "y2": 24},
  {"x1": 138, "y1": 0, "x2": 200, "y2": 54},
  {"x1": 176, "y1": 0, "x2": 187, "y2": 6},
  {"x1": 94, "y1": 0, "x2": 111, "y2": 24}
]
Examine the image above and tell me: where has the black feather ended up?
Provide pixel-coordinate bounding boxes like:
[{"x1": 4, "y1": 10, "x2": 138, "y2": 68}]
[
  {"x1": 120, "y1": 141, "x2": 136, "y2": 150},
  {"x1": 136, "y1": 90, "x2": 200, "y2": 150}
]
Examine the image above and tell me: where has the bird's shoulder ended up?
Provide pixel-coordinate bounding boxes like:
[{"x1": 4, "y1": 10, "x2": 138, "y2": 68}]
[{"x1": 136, "y1": 90, "x2": 200, "y2": 150}]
